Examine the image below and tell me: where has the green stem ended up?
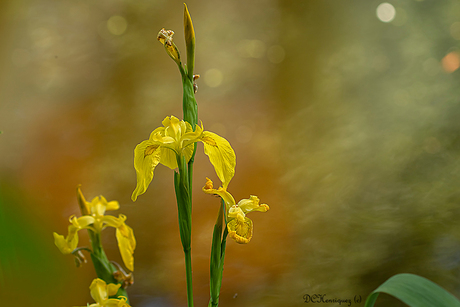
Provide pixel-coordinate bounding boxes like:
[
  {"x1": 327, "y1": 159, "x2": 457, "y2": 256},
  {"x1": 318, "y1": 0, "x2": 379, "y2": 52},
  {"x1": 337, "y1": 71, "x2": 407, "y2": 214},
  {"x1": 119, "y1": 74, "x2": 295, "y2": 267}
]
[
  {"x1": 88, "y1": 229, "x2": 129, "y2": 302},
  {"x1": 185, "y1": 248, "x2": 194, "y2": 307},
  {"x1": 174, "y1": 155, "x2": 194, "y2": 307},
  {"x1": 209, "y1": 199, "x2": 228, "y2": 307}
]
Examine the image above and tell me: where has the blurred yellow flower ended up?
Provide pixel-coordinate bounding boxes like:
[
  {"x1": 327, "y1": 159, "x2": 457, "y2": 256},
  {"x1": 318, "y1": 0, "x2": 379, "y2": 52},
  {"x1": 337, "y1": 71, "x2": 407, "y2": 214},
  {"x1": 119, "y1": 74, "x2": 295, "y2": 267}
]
[
  {"x1": 53, "y1": 187, "x2": 136, "y2": 271},
  {"x1": 203, "y1": 178, "x2": 269, "y2": 244},
  {"x1": 132, "y1": 115, "x2": 236, "y2": 201},
  {"x1": 75, "y1": 278, "x2": 131, "y2": 307}
]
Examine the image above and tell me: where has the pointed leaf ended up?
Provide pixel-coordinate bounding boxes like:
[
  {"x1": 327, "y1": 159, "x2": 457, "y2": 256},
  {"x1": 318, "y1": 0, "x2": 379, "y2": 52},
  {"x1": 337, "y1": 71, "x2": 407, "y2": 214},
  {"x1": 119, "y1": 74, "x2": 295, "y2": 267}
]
[{"x1": 365, "y1": 273, "x2": 460, "y2": 307}]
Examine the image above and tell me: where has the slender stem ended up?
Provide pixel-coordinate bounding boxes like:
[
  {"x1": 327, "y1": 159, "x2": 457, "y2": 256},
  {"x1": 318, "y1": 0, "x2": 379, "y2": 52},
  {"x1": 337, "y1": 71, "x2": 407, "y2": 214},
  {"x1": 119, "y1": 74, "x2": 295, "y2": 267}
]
[
  {"x1": 185, "y1": 248, "x2": 194, "y2": 307},
  {"x1": 88, "y1": 229, "x2": 129, "y2": 302},
  {"x1": 209, "y1": 199, "x2": 228, "y2": 307},
  {"x1": 175, "y1": 155, "x2": 194, "y2": 307}
]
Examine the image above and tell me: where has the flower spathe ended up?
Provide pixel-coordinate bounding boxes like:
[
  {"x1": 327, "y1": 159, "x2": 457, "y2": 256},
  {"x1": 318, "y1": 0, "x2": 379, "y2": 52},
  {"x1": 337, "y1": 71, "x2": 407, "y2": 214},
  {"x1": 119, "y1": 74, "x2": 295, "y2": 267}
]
[
  {"x1": 76, "y1": 278, "x2": 131, "y2": 307},
  {"x1": 53, "y1": 187, "x2": 136, "y2": 271},
  {"x1": 203, "y1": 178, "x2": 269, "y2": 244},
  {"x1": 132, "y1": 115, "x2": 236, "y2": 201}
]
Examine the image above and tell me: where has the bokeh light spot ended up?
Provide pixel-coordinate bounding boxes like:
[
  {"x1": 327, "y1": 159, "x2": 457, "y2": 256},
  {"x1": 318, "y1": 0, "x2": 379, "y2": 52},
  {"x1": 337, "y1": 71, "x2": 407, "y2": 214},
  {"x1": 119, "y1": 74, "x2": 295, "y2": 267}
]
[
  {"x1": 442, "y1": 52, "x2": 460, "y2": 73},
  {"x1": 107, "y1": 15, "x2": 128, "y2": 36},
  {"x1": 376, "y1": 3, "x2": 396, "y2": 23},
  {"x1": 204, "y1": 68, "x2": 223, "y2": 88}
]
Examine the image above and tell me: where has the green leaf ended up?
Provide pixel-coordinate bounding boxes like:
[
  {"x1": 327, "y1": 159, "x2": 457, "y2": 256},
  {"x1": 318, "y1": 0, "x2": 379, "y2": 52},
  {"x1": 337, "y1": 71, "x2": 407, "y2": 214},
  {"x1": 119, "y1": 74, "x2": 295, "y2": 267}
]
[{"x1": 365, "y1": 273, "x2": 460, "y2": 307}]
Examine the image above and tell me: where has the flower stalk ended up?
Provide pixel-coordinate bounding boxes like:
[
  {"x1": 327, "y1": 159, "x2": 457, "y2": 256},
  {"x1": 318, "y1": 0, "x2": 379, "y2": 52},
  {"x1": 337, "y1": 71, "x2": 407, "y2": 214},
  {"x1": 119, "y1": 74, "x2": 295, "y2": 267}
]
[
  {"x1": 174, "y1": 155, "x2": 194, "y2": 306},
  {"x1": 155, "y1": 5, "x2": 199, "y2": 306},
  {"x1": 209, "y1": 199, "x2": 228, "y2": 307}
]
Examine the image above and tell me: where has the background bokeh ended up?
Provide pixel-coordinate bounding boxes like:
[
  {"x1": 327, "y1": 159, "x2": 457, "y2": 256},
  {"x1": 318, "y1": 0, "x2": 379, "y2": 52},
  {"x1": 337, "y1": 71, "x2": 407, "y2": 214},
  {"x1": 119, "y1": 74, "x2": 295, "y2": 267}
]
[{"x1": 2, "y1": 0, "x2": 460, "y2": 306}]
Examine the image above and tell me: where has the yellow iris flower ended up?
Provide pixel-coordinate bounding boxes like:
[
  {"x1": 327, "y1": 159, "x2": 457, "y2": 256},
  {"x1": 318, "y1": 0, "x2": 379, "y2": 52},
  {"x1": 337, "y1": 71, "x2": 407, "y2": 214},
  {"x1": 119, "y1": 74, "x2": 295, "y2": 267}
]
[
  {"x1": 53, "y1": 187, "x2": 136, "y2": 271},
  {"x1": 76, "y1": 278, "x2": 131, "y2": 307},
  {"x1": 202, "y1": 178, "x2": 269, "y2": 244},
  {"x1": 132, "y1": 115, "x2": 236, "y2": 201}
]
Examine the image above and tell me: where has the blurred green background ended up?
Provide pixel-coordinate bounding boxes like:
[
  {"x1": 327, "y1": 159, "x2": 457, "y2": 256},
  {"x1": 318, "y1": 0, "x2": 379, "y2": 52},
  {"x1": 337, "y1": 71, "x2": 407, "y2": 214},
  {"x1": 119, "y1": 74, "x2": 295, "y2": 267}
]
[{"x1": 2, "y1": 0, "x2": 460, "y2": 306}]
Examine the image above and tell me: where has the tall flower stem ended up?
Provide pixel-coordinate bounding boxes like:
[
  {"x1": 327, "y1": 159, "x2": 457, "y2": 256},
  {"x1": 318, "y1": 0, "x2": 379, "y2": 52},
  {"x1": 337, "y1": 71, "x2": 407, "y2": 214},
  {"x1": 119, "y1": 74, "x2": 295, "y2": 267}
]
[
  {"x1": 178, "y1": 5, "x2": 198, "y2": 307},
  {"x1": 158, "y1": 5, "x2": 198, "y2": 307}
]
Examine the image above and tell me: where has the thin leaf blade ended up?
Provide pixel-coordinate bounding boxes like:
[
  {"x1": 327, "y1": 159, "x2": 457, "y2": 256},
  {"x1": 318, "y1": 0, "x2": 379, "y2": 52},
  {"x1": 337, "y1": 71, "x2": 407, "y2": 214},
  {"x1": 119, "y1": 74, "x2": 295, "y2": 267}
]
[{"x1": 365, "y1": 273, "x2": 460, "y2": 307}]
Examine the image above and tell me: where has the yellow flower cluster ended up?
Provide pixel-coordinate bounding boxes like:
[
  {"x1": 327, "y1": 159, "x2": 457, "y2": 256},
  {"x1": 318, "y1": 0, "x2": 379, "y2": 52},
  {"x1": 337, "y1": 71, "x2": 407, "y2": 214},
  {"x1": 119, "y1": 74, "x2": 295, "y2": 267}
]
[
  {"x1": 53, "y1": 187, "x2": 136, "y2": 271},
  {"x1": 132, "y1": 115, "x2": 236, "y2": 201},
  {"x1": 203, "y1": 177, "x2": 269, "y2": 244}
]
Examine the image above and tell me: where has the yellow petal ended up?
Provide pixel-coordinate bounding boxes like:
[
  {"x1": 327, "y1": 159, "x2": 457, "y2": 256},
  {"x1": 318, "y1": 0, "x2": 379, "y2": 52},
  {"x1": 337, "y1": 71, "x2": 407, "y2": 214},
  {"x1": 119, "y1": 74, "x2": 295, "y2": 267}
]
[
  {"x1": 106, "y1": 200, "x2": 120, "y2": 211},
  {"x1": 159, "y1": 146, "x2": 178, "y2": 170},
  {"x1": 237, "y1": 195, "x2": 269, "y2": 214},
  {"x1": 105, "y1": 297, "x2": 131, "y2": 307},
  {"x1": 102, "y1": 214, "x2": 124, "y2": 229},
  {"x1": 89, "y1": 278, "x2": 109, "y2": 303},
  {"x1": 227, "y1": 216, "x2": 253, "y2": 244},
  {"x1": 116, "y1": 221, "x2": 136, "y2": 271},
  {"x1": 181, "y1": 122, "x2": 202, "y2": 149},
  {"x1": 132, "y1": 139, "x2": 162, "y2": 201},
  {"x1": 90, "y1": 196, "x2": 109, "y2": 217},
  {"x1": 163, "y1": 115, "x2": 182, "y2": 140},
  {"x1": 200, "y1": 131, "x2": 236, "y2": 189},
  {"x1": 202, "y1": 177, "x2": 236, "y2": 210},
  {"x1": 71, "y1": 215, "x2": 95, "y2": 229},
  {"x1": 53, "y1": 231, "x2": 78, "y2": 254},
  {"x1": 107, "y1": 283, "x2": 121, "y2": 297}
]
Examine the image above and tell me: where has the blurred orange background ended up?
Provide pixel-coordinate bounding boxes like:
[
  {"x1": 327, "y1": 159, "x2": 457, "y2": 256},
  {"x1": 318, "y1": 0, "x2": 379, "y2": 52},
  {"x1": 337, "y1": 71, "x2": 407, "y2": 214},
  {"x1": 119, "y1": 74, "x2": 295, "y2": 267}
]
[{"x1": 2, "y1": 1, "x2": 460, "y2": 306}]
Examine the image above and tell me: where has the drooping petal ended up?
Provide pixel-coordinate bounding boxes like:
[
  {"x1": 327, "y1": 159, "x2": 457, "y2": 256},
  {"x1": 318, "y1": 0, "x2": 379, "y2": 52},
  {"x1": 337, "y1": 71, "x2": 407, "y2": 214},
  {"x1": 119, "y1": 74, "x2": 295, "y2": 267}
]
[
  {"x1": 53, "y1": 233, "x2": 68, "y2": 253},
  {"x1": 200, "y1": 131, "x2": 236, "y2": 189},
  {"x1": 132, "y1": 139, "x2": 162, "y2": 201},
  {"x1": 116, "y1": 220, "x2": 136, "y2": 271},
  {"x1": 227, "y1": 215, "x2": 253, "y2": 244},
  {"x1": 159, "y1": 146, "x2": 178, "y2": 170},
  {"x1": 53, "y1": 227, "x2": 78, "y2": 254}
]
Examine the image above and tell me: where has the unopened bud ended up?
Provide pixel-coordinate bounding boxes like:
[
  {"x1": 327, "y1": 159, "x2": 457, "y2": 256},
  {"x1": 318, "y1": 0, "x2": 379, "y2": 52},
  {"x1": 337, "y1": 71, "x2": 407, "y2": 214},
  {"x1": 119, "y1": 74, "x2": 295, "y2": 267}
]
[{"x1": 157, "y1": 28, "x2": 181, "y2": 64}]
